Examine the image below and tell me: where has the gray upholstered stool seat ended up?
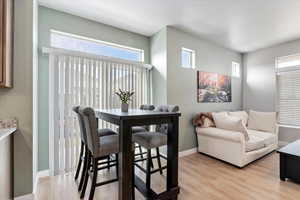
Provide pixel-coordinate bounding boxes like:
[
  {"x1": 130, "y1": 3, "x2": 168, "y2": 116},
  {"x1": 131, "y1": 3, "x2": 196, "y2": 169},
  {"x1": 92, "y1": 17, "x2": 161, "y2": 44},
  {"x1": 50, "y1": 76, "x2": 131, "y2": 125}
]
[
  {"x1": 96, "y1": 135, "x2": 119, "y2": 157},
  {"x1": 97, "y1": 128, "x2": 117, "y2": 137},
  {"x1": 132, "y1": 126, "x2": 147, "y2": 133},
  {"x1": 133, "y1": 132, "x2": 167, "y2": 149}
]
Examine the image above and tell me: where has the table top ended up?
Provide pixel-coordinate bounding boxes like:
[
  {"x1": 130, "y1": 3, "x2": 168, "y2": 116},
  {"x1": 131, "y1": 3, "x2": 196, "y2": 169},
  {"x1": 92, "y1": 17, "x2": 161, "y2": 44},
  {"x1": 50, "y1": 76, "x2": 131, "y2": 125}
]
[
  {"x1": 277, "y1": 139, "x2": 300, "y2": 157},
  {"x1": 95, "y1": 109, "x2": 181, "y2": 120}
]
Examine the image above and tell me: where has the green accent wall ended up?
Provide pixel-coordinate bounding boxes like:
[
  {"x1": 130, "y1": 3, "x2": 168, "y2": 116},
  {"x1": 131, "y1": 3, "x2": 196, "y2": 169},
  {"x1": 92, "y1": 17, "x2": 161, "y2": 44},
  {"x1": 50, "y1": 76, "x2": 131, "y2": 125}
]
[{"x1": 38, "y1": 6, "x2": 150, "y2": 171}]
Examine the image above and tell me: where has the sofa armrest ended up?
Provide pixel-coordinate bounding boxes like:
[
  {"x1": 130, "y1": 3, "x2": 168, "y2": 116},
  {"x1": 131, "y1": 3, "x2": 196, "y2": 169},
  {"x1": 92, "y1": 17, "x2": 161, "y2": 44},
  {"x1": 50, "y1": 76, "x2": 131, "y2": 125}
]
[{"x1": 274, "y1": 124, "x2": 279, "y2": 136}]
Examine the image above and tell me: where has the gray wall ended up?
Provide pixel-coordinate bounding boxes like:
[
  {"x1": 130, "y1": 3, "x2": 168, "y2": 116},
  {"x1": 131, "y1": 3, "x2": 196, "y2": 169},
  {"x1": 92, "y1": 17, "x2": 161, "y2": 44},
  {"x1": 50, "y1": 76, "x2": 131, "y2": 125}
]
[
  {"x1": 38, "y1": 6, "x2": 150, "y2": 171},
  {"x1": 0, "y1": 0, "x2": 34, "y2": 197},
  {"x1": 243, "y1": 39, "x2": 300, "y2": 143},
  {"x1": 167, "y1": 27, "x2": 243, "y2": 151},
  {"x1": 151, "y1": 27, "x2": 243, "y2": 151},
  {"x1": 150, "y1": 28, "x2": 168, "y2": 105}
]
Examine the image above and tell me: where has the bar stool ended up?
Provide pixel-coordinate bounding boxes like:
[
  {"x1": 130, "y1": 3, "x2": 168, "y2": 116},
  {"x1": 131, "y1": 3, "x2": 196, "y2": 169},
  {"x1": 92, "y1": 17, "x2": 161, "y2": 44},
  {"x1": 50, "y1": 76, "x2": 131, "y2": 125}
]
[
  {"x1": 79, "y1": 106, "x2": 120, "y2": 200},
  {"x1": 133, "y1": 104, "x2": 155, "y2": 159},
  {"x1": 133, "y1": 105, "x2": 179, "y2": 197},
  {"x1": 72, "y1": 106, "x2": 118, "y2": 197}
]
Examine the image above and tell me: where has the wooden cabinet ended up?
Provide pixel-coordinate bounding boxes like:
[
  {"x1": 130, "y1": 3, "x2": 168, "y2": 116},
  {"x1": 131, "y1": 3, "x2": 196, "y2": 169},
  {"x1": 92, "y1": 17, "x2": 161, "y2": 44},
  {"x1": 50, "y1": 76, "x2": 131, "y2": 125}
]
[{"x1": 0, "y1": 0, "x2": 13, "y2": 88}]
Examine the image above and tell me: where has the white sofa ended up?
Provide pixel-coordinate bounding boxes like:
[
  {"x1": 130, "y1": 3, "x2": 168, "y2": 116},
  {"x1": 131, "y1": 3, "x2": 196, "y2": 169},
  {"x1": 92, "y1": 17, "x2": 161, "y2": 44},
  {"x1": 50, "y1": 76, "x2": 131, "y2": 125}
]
[{"x1": 195, "y1": 111, "x2": 278, "y2": 168}]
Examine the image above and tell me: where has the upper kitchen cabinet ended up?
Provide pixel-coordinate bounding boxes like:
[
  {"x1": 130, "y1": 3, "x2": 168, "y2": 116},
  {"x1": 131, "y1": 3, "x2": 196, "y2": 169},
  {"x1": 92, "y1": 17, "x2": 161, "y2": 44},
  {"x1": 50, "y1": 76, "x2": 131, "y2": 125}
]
[{"x1": 0, "y1": 0, "x2": 13, "y2": 88}]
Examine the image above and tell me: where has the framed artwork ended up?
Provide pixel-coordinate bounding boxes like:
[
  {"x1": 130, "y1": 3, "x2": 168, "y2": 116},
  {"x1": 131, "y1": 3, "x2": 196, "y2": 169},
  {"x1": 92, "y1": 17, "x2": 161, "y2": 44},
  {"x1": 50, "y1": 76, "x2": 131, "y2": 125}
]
[
  {"x1": 197, "y1": 71, "x2": 232, "y2": 103},
  {"x1": 0, "y1": 0, "x2": 13, "y2": 88}
]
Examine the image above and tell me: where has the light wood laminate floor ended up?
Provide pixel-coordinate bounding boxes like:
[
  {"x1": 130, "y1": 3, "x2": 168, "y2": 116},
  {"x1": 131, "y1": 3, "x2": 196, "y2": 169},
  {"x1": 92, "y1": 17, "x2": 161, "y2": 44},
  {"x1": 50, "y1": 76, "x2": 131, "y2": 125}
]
[{"x1": 35, "y1": 152, "x2": 300, "y2": 200}]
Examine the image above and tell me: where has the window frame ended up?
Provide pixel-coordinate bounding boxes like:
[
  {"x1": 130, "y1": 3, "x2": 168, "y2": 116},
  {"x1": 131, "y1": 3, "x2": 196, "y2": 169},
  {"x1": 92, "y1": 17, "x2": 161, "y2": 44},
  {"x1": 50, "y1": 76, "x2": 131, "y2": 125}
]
[
  {"x1": 231, "y1": 61, "x2": 240, "y2": 78},
  {"x1": 50, "y1": 29, "x2": 145, "y2": 62},
  {"x1": 276, "y1": 54, "x2": 300, "y2": 127},
  {"x1": 181, "y1": 47, "x2": 195, "y2": 69}
]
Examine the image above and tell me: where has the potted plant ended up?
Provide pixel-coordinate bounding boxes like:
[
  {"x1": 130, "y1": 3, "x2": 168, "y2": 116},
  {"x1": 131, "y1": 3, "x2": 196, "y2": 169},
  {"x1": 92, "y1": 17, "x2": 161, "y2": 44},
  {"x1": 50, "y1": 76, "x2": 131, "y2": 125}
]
[{"x1": 115, "y1": 89, "x2": 134, "y2": 112}]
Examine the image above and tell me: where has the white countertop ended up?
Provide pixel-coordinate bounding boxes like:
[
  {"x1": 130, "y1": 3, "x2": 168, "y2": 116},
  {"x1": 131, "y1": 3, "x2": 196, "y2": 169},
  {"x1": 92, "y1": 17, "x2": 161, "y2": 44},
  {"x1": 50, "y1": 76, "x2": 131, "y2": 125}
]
[{"x1": 0, "y1": 128, "x2": 16, "y2": 141}]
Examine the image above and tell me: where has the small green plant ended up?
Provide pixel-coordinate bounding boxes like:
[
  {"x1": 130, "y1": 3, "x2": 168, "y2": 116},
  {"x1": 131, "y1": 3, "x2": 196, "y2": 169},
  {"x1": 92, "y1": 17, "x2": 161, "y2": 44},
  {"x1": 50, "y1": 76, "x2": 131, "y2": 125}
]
[{"x1": 115, "y1": 89, "x2": 134, "y2": 104}]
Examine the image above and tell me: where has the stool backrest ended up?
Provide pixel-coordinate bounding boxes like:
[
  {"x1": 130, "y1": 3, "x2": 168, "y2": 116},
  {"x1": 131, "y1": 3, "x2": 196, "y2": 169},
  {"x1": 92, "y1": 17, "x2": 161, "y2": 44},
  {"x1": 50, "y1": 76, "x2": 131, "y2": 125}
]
[
  {"x1": 79, "y1": 107, "x2": 99, "y2": 155},
  {"x1": 140, "y1": 104, "x2": 155, "y2": 130},
  {"x1": 140, "y1": 104, "x2": 155, "y2": 111},
  {"x1": 155, "y1": 105, "x2": 179, "y2": 134},
  {"x1": 72, "y1": 106, "x2": 87, "y2": 144}
]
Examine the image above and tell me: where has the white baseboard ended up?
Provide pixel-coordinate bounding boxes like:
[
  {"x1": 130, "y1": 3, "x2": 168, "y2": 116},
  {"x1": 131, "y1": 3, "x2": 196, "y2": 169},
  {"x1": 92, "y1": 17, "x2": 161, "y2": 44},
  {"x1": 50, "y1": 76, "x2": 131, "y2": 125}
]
[
  {"x1": 179, "y1": 148, "x2": 198, "y2": 157},
  {"x1": 33, "y1": 169, "x2": 50, "y2": 194},
  {"x1": 278, "y1": 141, "x2": 289, "y2": 147},
  {"x1": 14, "y1": 194, "x2": 34, "y2": 200}
]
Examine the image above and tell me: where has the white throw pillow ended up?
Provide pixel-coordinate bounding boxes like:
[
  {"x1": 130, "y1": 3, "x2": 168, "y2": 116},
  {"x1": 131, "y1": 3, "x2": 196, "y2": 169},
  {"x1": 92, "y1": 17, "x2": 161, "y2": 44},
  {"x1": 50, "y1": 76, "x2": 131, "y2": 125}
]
[
  {"x1": 247, "y1": 110, "x2": 277, "y2": 133},
  {"x1": 212, "y1": 112, "x2": 228, "y2": 119},
  {"x1": 212, "y1": 112, "x2": 249, "y2": 141},
  {"x1": 228, "y1": 111, "x2": 249, "y2": 125}
]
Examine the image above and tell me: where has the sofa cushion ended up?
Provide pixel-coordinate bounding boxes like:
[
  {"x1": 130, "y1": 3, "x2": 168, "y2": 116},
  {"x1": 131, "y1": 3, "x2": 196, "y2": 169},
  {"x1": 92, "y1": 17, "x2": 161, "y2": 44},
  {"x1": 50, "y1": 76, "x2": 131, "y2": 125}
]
[
  {"x1": 245, "y1": 129, "x2": 277, "y2": 152},
  {"x1": 228, "y1": 111, "x2": 248, "y2": 125},
  {"x1": 248, "y1": 129, "x2": 277, "y2": 146},
  {"x1": 212, "y1": 113, "x2": 249, "y2": 141},
  {"x1": 246, "y1": 135, "x2": 265, "y2": 152},
  {"x1": 196, "y1": 127, "x2": 244, "y2": 143},
  {"x1": 248, "y1": 110, "x2": 277, "y2": 133}
]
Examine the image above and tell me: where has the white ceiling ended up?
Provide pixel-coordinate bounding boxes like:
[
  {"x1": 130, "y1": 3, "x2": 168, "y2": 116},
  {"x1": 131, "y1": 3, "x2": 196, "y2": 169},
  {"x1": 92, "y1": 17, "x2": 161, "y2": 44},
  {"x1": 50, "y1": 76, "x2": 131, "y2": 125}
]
[{"x1": 39, "y1": 0, "x2": 300, "y2": 53}]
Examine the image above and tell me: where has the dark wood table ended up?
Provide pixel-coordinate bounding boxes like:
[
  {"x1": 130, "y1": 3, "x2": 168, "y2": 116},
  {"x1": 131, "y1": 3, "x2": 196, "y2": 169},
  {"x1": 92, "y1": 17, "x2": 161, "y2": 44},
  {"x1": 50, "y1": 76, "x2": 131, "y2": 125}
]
[
  {"x1": 95, "y1": 109, "x2": 181, "y2": 200},
  {"x1": 277, "y1": 139, "x2": 300, "y2": 183}
]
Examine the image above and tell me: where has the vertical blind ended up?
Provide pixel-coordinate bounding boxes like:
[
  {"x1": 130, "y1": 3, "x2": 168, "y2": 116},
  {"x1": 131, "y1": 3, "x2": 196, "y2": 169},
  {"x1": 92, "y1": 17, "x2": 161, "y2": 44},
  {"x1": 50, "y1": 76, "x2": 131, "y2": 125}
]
[
  {"x1": 46, "y1": 48, "x2": 152, "y2": 175},
  {"x1": 277, "y1": 54, "x2": 300, "y2": 126}
]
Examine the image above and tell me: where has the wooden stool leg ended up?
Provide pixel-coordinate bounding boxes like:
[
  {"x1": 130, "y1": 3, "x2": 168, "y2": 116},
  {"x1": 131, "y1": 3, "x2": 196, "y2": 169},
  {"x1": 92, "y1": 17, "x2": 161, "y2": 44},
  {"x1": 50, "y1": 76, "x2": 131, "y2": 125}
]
[
  {"x1": 75, "y1": 141, "x2": 84, "y2": 180},
  {"x1": 78, "y1": 146, "x2": 88, "y2": 191},
  {"x1": 146, "y1": 150, "x2": 152, "y2": 197},
  {"x1": 89, "y1": 157, "x2": 98, "y2": 200},
  {"x1": 80, "y1": 151, "x2": 91, "y2": 198},
  {"x1": 156, "y1": 147, "x2": 163, "y2": 175},
  {"x1": 149, "y1": 149, "x2": 154, "y2": 168},
  {"x1": 107, "y1": 156, "x2": 111, "y2": 170},
  {"x1": 132, "y1": 155, "x2": 135, "y2": 200},
  {"x1": 138, "y1": 145, "x2": 144, "y2": 159},
  {"x1": 116, "y1": 153, "x2": 119, "y2": 179}
]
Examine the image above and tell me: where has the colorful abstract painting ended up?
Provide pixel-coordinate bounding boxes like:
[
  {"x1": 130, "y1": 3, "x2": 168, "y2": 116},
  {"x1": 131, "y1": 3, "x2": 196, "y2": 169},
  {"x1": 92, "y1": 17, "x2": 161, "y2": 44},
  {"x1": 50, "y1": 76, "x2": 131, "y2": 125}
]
[{"x1": 197, "y1": 71, "x2": 232, "y2": 103}]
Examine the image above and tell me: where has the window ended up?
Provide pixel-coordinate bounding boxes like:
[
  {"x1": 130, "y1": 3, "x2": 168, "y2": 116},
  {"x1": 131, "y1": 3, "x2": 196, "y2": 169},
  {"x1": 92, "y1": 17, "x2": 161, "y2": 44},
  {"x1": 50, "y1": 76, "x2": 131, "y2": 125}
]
[
  {"x1": 181, "y1": 47, "x2": 195, "y2": 69},
  {"x1": 50, "y1": 30, "x2": 144, "y2": 62},
  {"x1": 276, "y1": 54, "x2": 300, "y2": 126},
  {"x1": 232, "y1": 62, "x2": 240, "y2": 78}
]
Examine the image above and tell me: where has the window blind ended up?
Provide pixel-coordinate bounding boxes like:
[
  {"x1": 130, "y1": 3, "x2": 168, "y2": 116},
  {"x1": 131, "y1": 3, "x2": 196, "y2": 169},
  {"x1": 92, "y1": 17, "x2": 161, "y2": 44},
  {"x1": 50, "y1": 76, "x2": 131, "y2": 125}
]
[
  {"x1": 45, "y1": 47, "x2": 152, "y2": 175},
  {"x1": 277, "y1": 54, "x2": 300, "y2": 126}
]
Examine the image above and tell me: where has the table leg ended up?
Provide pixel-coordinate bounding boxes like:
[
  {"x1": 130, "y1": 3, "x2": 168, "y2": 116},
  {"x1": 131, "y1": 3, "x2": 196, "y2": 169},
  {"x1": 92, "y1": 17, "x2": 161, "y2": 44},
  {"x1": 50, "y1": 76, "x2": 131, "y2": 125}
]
[
  {"x1": 167, "y1": 117, "x2": 179, "y2": 200},
  {"x1": 280, "y1": 153, "x2": 286, "y2": 181},
  {"x1": 119, "y1": 120, "x2": 134, "y2": 200}
]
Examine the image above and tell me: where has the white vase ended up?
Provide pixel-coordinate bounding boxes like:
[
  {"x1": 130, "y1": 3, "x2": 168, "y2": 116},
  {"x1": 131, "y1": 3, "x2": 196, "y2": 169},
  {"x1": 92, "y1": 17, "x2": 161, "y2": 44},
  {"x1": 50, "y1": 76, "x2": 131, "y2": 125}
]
[{"x1": 121, "y1": 103, "x2": 129, "y2": 112}]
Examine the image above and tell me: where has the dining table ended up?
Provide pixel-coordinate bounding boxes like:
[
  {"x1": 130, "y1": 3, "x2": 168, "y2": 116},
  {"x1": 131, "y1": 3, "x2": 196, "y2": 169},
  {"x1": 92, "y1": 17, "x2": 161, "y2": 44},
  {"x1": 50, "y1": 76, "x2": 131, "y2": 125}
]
[{"x1": 95, "y1": 109, "x2": 181, "y2": 200}]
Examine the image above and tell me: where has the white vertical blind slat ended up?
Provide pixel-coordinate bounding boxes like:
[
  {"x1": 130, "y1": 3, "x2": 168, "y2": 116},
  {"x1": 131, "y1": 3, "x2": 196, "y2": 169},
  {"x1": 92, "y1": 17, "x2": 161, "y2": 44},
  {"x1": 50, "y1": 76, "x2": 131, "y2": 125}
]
[{"x1": 278, "y1": 70, "x2": 300, "y2": 126}]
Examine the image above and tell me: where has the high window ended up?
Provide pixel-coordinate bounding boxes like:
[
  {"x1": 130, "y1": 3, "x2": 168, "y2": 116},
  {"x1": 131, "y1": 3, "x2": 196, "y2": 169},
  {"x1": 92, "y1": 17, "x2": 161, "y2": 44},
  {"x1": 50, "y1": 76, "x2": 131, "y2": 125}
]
[
  {"x1": 232, "y1": 62, "x2": 240, "y2": 78},
  {"x1": 276, "y1": 54, "x2": 300, "y2": 126},
  {"x1": 181, "y1": 47, "x2": 195, "y2": 69},
  {"x1": 50, "y1": 30, "x2": 144, "y2": 62}
]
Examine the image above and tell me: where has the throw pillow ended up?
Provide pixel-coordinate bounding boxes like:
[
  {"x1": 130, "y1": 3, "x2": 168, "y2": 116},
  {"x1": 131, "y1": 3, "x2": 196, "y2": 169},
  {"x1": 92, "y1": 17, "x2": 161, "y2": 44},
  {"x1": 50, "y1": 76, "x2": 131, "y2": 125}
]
[
  {"x1": 228, "y1": 111, "x2": 249, "y2": 125},
  {"x1": 248, "y1": 110, "x2": 277, "y2": 133},
  {"x1": 212, "y1": 112, "x2": 249, "y2": 141},
  {"x1": 192, "y1": 112, "x2": 215, "y2": 128}
]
